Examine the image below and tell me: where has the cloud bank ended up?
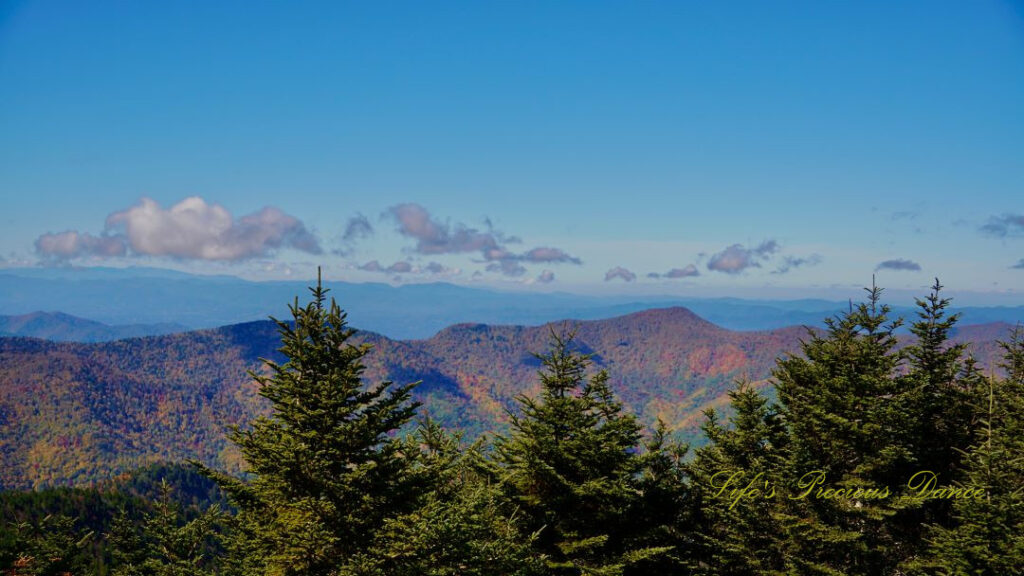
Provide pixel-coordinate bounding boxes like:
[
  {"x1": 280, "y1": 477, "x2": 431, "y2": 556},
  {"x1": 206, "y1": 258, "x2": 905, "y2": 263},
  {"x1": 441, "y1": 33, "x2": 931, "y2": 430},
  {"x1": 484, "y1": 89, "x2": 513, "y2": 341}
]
[
  {"x1": 605, "y1": 266, "x2": 636, "y2": 282},
  {"x1": 386, "y1": 203, "x2": 504, "y2": 254},
  {"x1": 36, "y1": 197, "x2": 322, "y2": 262},
  {"x1": 706, "y1": 240, "x2": 779, "y2": 274},
  {"x1": 980, "y1": 213, "x2": 1024, "y2": 238},
  {"x1": 385, "y1": 203, "x2": 580, "y2": 276},
  {"x1": 334, "y1": 214, "x2": 374, "y2": 256},
  {"x1": 358, "y1": 259, "x2": 460, "y2": 277},
  {"x1": 34, "y1": 231, "x2": 127, "y2": 261},
  {"x1": 342, "y1": 214, "x2": 373, "y2": 242},
  {"x1": 648, "y1": 264, "x2": 700, "y2": 279},
  {"x1": 876, "y1": 258, "x2": 921, "y2": 272},
  {"x1": 773, "y1": 254, "x2": 823, "y2": 275}
]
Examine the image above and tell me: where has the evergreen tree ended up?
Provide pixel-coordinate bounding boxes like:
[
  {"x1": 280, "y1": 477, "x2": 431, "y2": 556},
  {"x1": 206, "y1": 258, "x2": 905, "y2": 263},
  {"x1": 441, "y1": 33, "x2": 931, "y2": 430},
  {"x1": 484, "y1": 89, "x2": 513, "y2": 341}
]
[
  {"x1": 628, "y1": 420, "x2": 693, "y2": 575},
  {"x1": 772, "y1": 282, "x2": 917, "y2": 574},
  {"x1": 108, "y1": 481, "x2": 224, "y2": 576},
  {"x1": 198, "y1": 273, "x2": 427, "y2": 576},
  {"x1": 489, "y1": 331, "x2": 672, "y2": 576},
  {"x1": 911, "y1": 326, "x2": 1024, "y2": 575},
  {"x1": 353, "y1": 421, "x2": 546, "y2": 576},
  {"x1": 2, "y1": 514, "x2": 92, "y2": 576},
  {"x1": 688, "y1": 383, "x2": 794, "y2": 576},
  {"x1": 879, "y1": 279, "x2": 980, "y2": 565},
  {"x1": 901, "y1": 279, "x2": 975, "y2": 483}
]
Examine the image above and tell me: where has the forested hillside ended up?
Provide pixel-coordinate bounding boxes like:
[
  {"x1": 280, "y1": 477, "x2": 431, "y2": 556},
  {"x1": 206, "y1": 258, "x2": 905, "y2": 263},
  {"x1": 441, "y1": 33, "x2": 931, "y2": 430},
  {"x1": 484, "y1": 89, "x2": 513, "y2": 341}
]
[
  {"x1": 3, "y1": 281, "x2": 1022, "y2": 575},
  {"x1": 0, "y1": 308, "x2": 802, "y2": 489},
  {"x1": 0, "y1": 305, "x2": 1014, "y2": 490}
]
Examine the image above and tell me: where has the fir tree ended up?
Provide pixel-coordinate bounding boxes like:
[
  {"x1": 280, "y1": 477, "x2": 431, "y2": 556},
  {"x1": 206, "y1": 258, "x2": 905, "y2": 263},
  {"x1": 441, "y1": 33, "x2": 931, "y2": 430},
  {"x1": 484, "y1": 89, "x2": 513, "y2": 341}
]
[
  {"x1": 489, "y1": 330, "x2": 672, "y2": 576},
  {"x1": 687, "y1": 383, "x2": 794, "y2": 575},
  {"x1": 901, "y1": 279, "x2": 974, "y2": 483},
  {"x1": 353, "y1": 420, "x2": 546, "y2": 576},
  {"x1": 197, "y1": 272, "x2": 427, "y2": 576},
  {"x1": 628, "y1": 420, "x2": 694, "y2": 575},
  {"x1": 108, "y1": 480, "x2": 224, "y2": 576},
  {"x1": 772, "y1": 282, "x2": 917, "y2": 574},
  {"x1": 911, "y1": 326, "x2": 1024, "y2": 575},
  {"x1": 877, "y1": 279, "x2": 980, "y2": 565},
  {"x1": 3, "y1": 514, "x2": 92, "y2": 576}
]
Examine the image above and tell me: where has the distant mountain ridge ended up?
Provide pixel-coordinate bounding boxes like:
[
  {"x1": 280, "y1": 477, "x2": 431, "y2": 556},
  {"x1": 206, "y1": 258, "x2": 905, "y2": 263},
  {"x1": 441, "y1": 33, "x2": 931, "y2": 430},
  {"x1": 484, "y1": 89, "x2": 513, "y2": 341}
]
[
  {"x1": 0, "y1": 306, "x2": 1013, "y2": 490},
  {"x1": 2, "y1": 266, "x2": 1022, "y2": 339},
  {"x1": 0, "y1": 311, "x2": 186, "y2": 342}
]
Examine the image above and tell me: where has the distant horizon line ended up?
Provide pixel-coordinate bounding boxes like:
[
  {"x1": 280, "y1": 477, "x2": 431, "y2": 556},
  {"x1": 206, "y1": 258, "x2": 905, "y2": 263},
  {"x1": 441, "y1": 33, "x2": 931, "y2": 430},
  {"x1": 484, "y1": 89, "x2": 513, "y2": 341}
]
[{"x1": 1, "y1": 263, "x2": 1022, "y2": 308}]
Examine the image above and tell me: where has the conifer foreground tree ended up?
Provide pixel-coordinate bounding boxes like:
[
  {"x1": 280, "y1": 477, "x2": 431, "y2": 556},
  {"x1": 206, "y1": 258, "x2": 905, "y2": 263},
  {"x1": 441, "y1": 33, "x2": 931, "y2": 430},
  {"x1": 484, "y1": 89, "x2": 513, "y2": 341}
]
[
  {"x1": 2, "y1": 515, "x2": 92, "y2": 576},
  {"x1": 911, "y1": 326, "x2": 1024, "y2": 575},
  {"x1": 489, "y1": 331, "x2": 681, "y2": 576},
  {"x1": 772, "y1": 281, "x2": 917, "y2": 575},
  {"x1": 688, "y1": 383, "x2": 794, "y2": 575},
  {"x1": 889, "y1": 279, "x2": 983, "y2": 566},
  {"x1": 197, "y1": 272, "x2": 428, "y2": 576},
  {"x1": 108, "y1": 481, "x2": 224, "y2": 576},
  {"x1": 902, "y1": 279, "x2": 975, "y2": 484},
  {"x1": 698, "y1": 279, "x2": 1003, "y2": 575},
  {"x1": 357, "y1": 421, "x2": 546, "y2": 576}
]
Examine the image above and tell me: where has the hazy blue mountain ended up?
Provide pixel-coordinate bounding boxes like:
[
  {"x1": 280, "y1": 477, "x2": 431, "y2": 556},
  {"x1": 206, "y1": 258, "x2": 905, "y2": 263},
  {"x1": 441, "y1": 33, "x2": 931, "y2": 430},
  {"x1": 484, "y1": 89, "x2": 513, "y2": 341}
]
[
  {"x1": 0, "y1": 311, "x2": 186, "y2": 342},
  {"x1": 0, "y1": 267, "x2": 1020, "y2": 340}
]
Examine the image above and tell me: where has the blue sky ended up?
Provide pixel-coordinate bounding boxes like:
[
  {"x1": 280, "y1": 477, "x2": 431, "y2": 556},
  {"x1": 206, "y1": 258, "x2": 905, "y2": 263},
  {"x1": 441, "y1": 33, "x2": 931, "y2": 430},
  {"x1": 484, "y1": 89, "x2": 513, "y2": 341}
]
[{"x1": 1, "y1": 1, "x2": 1022, "y2": 301}]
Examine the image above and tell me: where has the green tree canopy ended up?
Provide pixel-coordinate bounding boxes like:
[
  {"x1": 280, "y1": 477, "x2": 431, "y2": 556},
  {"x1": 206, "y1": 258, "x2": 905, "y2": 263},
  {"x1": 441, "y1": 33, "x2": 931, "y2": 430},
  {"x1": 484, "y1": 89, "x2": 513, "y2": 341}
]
[
  {"x1": 198, "y1": 273, "x2": 428, "y2": 576},
  {"x1": 489, "y1": 330, "x2": 676, "y2": 576}
]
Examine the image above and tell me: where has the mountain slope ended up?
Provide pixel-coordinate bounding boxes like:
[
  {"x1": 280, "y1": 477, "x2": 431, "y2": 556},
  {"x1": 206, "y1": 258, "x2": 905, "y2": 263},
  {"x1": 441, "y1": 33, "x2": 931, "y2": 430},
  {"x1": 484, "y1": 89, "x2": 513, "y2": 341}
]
[
  {"x1": 0, "y1": 311, "x2": 186, "y2": 342},
  {"x1": 0, "y1": 308, "x2": 1013, "y2": 489}
]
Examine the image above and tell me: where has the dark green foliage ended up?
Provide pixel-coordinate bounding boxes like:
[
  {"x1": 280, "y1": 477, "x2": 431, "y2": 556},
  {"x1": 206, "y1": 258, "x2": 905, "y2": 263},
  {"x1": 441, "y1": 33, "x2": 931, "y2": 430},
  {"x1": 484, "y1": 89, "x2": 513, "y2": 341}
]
[
  {"x1": 887, "y1": 280, "x2": 984, "y2": 567},
  {"x1": 902, "y1": 279, "x2": 976, "y2": 482},
  {"x1": 199, "y1": 276, "x2": 428, "y2": 575},
  {"x1": 350, "y1": 421, "x2": 546, "y2": 576},
  {"x1": 771, "y1": 282, "x2": 922, "y2": 574},
  {"x1": 688, "y1": 383, "x2": 794, "y2": 575},
  {"x1": 910, "y1": 326, "x2": 1024, "y2": 575},
  {"x1": 628, "y1": 421, "x2": 693, "y2": 574},
  {"x1": 1, "y1": 488, "x2": 141, "y2": 547},
  {"x1": 1, "y1": 514, "x2": 93, "y2": 576},
  {"x1": 0, "y1": 462, "x2": 227, "y2": 575},
  {"x1": 113, "y1": 463, "x2": 228, "y2": 514},
  {"x1": 489, "y1": 331, "x2": 678, "y2": 575},
  {"x1": 689, "y1": 280, "x2": 1015, "y2": 575},
  {"x1": 107, "y1": 481, "x2": 225, "y2": 576}
]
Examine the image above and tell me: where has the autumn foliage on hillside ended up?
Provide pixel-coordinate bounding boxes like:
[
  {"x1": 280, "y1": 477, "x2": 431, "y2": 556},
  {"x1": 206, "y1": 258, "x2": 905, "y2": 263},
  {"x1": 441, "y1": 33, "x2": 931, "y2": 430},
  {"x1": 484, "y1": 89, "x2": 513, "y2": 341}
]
[
  {"x1": 1, "y1": 301, "x2": 1011, "y2": 491},
  {"x1": 2, "y1": 278, "x2": 1023, "y2": 575},
  {"x1": 0, "y1": 308, "x2": 814, "y2": 489}
]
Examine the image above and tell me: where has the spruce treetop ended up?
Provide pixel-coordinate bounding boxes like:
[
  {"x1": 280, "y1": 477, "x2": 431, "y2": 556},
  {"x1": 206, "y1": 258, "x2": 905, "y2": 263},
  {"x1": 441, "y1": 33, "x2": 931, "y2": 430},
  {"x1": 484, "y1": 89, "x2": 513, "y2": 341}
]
[{"x1": 199, "y1": 269, "x2": 425, "y2": 576}]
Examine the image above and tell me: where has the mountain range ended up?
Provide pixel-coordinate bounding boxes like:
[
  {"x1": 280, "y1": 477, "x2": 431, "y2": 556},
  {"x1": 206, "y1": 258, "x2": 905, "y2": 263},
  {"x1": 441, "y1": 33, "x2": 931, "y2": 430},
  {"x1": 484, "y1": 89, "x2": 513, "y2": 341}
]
[
  {"x1": 2, "y1": 266, "x2": 1022, "y2": 339},
  {"x1": 0, "y1": 306, "x2": 1013, "y2": 490},
  {"x1": 0, "y1": 311, "x2": 186, "y2": 342}
]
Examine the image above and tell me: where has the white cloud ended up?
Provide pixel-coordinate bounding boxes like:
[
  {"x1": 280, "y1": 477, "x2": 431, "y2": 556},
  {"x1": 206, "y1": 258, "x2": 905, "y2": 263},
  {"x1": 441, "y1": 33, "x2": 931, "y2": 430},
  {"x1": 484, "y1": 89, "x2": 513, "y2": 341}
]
[
  {"x1": 707, "y1": 240, "x2": 779, "y2": 274},
  {"x1": 105, "y1": 197, "x2": 321, "y2": 261},
  {"x1": 35, "y1": 231, "x2": 126, "y2": 260}
]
